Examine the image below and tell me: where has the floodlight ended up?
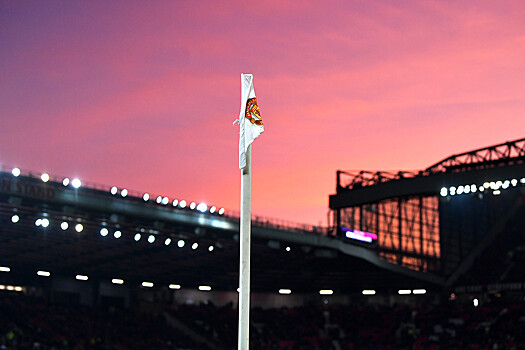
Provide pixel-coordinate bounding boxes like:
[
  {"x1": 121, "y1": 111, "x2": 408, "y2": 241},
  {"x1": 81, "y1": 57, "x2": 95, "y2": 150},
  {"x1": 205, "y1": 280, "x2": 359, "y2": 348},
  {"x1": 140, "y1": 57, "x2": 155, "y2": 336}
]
[
  {"x1": 192, "y1": 242, "x2": 199, "y2": 250},
  {"x1": 0, "y1": 266, "x2": 10, "y2": 272},
  {"x1": 319, "y1": 290, "x2": 334, "y2": 295},
  {"x1": 112, "y1": 279, "x2": 124, "y2": 285},
  {"x1": 37, "y1": 271, "x2": 50, "y2": 277},
  {"x1": 148, "y1": 235, "x2": 155, "y2": 243},
  {"x1": 41, "y1": 218, "x2": 49, "y2": 228},
  {"x1": 362, "y1": 290, "x2": 376, "y2": 295},
  {"x1": 177, "y1": 239, "x2": 185, "y2": 248},
  {"x1": 210, "y1": 206, "x2": 216, "y2": 214},
  {"x1": 11, "y1": 215, "x2": 19, "y2": 223},
  {"x1": 440, "y1": 187, "x2": 447, "y2": 197},
  {"x1": 279, "y1": 289, "x2": 291, "y2": 295},
  {"x1": 172, "y1": 199, "x2": 179, "y2": 206},
  {"x1": 134, "y1": 233, "x2": 141, "y2": 241},
  {"x1": 165, "y1": 238, "x2": 172, "y2": 246},
  {"x1": 473, "y1": 298, "x2": 479, "y2": 307},
  {"x1": 156, "y1": 196, "x2": 162, "y2": 204},
  {"x1": 60, "y1": 222, "x2": 68, "y2": 230},
  {"x1": 71, "y1": 178, "x2": 81, "y2": 188},
  {"x1": 285, "y1": 246, "x2": 291, "y2": 252},
  {"x1": 62, "y1": 178, "x2": 70, "y2": 186},
  {"x1": 41, "y1": 173, "x2": 50, "y2": 182},
  {"x1": 75, "y1": 223, "x2": 83, "y2": 232},
  {"x1": 76, "y1": 275, "x2": 88, "y2": 281},
  {"x1": 110, "y1": 186, "x2": 118, "y2": 195},
  {"x1": 169, "y1": 284, "x2": 181, "y2": 289},
  {"x1": 142, "y1": 282, "x2": 154, "y2": 288},
  {"x1": 398, "y1": 289, "x2": 411, "y2": 295},
  {"x1": 143, "y1": 193, "x2": 150, "y2": 201},
  {"x1": 100, "y1": 228, "x2": 109, "y2": 236},
  {"x1": 162, "y1": 197, "x2": 169, "y2": 205},
  {"x1": 413, "y1": 289, "x2": 426, "y2": 295},
  {"x1": 114, "y1": 230, "x2": 122, "y2": 239},
  {"x1": 179, "y1": 200, "x2": 187, "y2": 208},
  {"x1": 121, "y1": 189, "x2": 128, "y2": 197},
  {"x1": 199, "y1": 285, "x2": 211, "y2": 291},
  {"x1": 197, "y1": 203, "x2": 207, "y2": 212},
  {"x1": 218, "y1": 208, "x2": 225, "y2": 215},
  {"x1": 208, "y1": 245, "x2": 214, "y2": 252},
  {"x1": 35, "y1": 219, "x2": 42, "y2": 226},
  {"x1": 12, "y1": 168, "x2": 20, "y2": 177},
  {"x1": 457, "y1": 185, "x2": 464, "y2": 195},
  {"x1": 189, "y1": 202, "x2": 196, "y2": 210}
]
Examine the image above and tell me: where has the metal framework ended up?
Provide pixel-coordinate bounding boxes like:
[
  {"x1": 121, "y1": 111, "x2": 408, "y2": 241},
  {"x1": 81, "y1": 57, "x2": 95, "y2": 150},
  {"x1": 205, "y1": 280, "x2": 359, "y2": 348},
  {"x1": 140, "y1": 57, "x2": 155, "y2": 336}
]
[
  {"x1": 337, "y1": 137, "x2": 525, "y2": 190},
  {"x1": 332, "y1": 137, "x2": 525, "y2": 273}
]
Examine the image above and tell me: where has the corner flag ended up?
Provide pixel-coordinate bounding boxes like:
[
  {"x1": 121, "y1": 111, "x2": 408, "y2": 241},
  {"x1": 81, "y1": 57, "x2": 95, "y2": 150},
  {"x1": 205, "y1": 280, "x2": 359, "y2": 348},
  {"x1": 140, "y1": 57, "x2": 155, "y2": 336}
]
[{"x1": 238, "y1": 74, "x2": 264, "y2": 169}]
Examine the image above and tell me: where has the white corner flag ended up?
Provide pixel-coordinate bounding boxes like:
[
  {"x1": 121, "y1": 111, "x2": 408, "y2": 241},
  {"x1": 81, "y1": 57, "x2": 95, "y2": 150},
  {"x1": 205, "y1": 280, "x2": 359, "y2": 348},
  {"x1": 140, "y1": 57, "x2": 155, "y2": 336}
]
[{"x1": 238, "y1": 74, "x2": 264, "y2": 169}]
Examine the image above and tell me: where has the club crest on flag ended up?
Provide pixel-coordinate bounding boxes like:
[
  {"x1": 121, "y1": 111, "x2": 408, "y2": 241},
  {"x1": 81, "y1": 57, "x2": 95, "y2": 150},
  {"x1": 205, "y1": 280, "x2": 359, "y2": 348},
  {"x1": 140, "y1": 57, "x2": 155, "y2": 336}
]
[{"x1": 245, "y1": 98, "x2": 263, "y2": 125}]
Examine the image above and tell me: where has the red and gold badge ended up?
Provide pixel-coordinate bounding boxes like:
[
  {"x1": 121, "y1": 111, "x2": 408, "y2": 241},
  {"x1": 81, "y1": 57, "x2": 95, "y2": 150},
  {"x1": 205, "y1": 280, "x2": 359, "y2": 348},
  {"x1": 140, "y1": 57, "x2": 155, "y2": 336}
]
[{"x1": 245, "y1": 98, "x2": 263, "y2": 125}]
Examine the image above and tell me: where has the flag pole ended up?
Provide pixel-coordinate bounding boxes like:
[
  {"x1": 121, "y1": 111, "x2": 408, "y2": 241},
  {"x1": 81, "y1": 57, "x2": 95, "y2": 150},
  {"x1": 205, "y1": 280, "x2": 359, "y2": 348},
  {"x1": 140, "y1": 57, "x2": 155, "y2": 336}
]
[{"x1": 238, "y1": 144, "x2": 252, "y2": 350}]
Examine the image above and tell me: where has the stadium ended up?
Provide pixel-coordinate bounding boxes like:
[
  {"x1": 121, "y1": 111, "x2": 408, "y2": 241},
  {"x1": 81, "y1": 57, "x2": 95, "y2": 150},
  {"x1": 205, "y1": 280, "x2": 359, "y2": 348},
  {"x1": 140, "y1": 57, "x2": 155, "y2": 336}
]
[{"x1": 1, "y1": 137, "x2": 524, "y2": 349}]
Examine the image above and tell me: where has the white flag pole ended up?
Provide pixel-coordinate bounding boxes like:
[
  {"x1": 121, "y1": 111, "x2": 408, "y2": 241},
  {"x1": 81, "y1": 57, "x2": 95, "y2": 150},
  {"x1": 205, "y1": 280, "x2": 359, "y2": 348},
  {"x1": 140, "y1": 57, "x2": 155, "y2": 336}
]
[{"x1": 238, "y1": 144, "x2": 252, "y2": 350}]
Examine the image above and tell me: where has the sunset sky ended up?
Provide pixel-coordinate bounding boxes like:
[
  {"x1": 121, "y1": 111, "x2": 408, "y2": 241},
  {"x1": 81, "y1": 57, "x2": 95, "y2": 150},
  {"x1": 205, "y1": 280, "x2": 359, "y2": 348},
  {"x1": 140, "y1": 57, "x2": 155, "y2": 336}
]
[{"x1": 1, "y1": 1, "x2": 524, "y2": 226}]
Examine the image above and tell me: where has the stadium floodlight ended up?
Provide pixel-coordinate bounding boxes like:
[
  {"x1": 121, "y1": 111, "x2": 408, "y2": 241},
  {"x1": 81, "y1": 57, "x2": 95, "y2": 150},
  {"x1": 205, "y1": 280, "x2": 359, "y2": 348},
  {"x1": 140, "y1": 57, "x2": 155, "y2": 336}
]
[
  {"x1": 35, "y1": 219, "x2": 42, "y2": 227},
  {"x1": 210, "y1": 206, "x2": 216, "y2": 214},
  {"x1": 121, "y1": 189, "x2": 128, "y2": 197},
  {"x1": 134, "y1": 233, "x2": 141, "y2": 241},
  {"x1": 511, "y1": 179, "x2": 518, "y2": 186},
  {"x1": 112, "y1": 279, "x2": 124, "y2": 285},
  {"x1": 75, "y1": 224, "x2": 83, "y2": 232},
  {"x1": 218, "y1": 208, "x2": 225, "y2": 215},
  {"x1": 440, "y1": 187, "x2": 447, "y2": 197},
  {"x1": 479, "y1": 186, "x2": 485, "y2": 192},
  {"x1": 199, "y1": 285, "x2": 211, "y2": 291},
  {"x1": 502, "y1": 180, "x2": 510, "y2": 189},
  {"x1": 464, "y1": 185, "x2": 470, "y2": 194},
  {"x1": 413, "y1": 289, "x2": 426, "y2": 295},
  {"x1": 279, "y1": 289, "x2": 291, "y2": 295},
  {"x1": 483, "y1": 182, "x2": 489, "y2": 188},
  {"x1": 362, "y1": 290, "x2": 376, "y2": 295},
  {"x1": 143, "y1": 193, "x2": 150, "y2": 201},
  {"x1": 192, "y1": 242, "x2": 199, "y2": 250},
  {"x1": 41, "y1": 173, "x2": 50, "y2": 182},
  {"x1": 110, "y1": 186, "x2": 118, "y2": 195},
  {"x1": 164, "y1": 238, "x2": 172, "y2": 246},
  {"x1": 473, "y1": 298, "x2": 479, "y2": 307},
  {"x1": 179, "y1": 200, "x2": 187, "y2": 208},
  {"x1": 496, "y1": 180, "x2": 503, "y2": 189},
  {"x1": 177, "y1": 239, "x2": 185, "y2": 248},
  {"x1": 285, "y1": 246, "x2": 291, "y2": 252},
  {"x1": 197, "y1": 203, "x2": 207, "y2": 212},
  {"x1": 319, "y1": 290, "x2": 334, "y2": 295},
  {"x1": 457, "y1": 185, "x2": 464, "y2": 195},
  {"x1": 398, "y1": 289, "x2": 411, "y2": 295},
  {"x1": 0, "y1": 266, "x2": 11, "y2": 272},
  {"x1": 162, "y1": 197, "x2": 169, "y2": 205},
  {"x1": 169, "y1": 284, "x2": 181, "y2": 289},
  {"x1": 0, "y1": 285, "x2": 4, "y2": 290},
  {"x1": 148, "y1": 235, "x2": 155, "y2": 243},
  {"x1": 14, "y1": 286, "x2": 22, "y2": 292},
  {"x1": 493, "y1": 190, "x2": 501, "y2": 195},
  {"x1": 76, "y1": 275, "x2": 88, "y2": 281},
  {"x1": 6, "y1": 286, "x2": 14, "y2": 291},
  {"x1": 62, "y1": 178, "x2": 70, "y2": 186},
  {"x1": 449, "y1": 186, "x2": 456, "y2": 196},
  {"x1": 100, "y1": 228, "x2": 109, "y2": 237},
  {"x1": 142, "y1": 281, "x2": 154, "y2": 288},
  {"x1": 41, "y1": 218, "x2": 49, "y2": 228},
  {"x1": 60, "y1": 222, "x2": 68, "y2": 230},
  {"x1": 11, "y1": 215, "x2": 19, "y2": 223},
  {"x1": 172, "y1": 199, "x2": 179, "y2": 206},
  {"x1": 71, "y1": 178, "x2": 81, "y2": 189},
  {"x1": 11, "y1": 168, "x2": 21, "y2": 177},
  {"x1": 471, "y1": 184, "x2": 477, "y2": 192},
  {"x1": 520, "y1": 178, "x2": 525, "y2": 184},
  {"x1": 37, "y1": 270, "x2": 50, "y2": 277},
  {"x1": 208, "y1": 245, "x2": 214, "y2": 252},
  {"x1": 156, "y1": 196, "x2": 162, "y2": 204},
  {"x1": 114, "y1": 230, "x2": 122, "y2": 239},
  {"x1": 189, "y1": 202, "x2": 196, "y2": 210}
]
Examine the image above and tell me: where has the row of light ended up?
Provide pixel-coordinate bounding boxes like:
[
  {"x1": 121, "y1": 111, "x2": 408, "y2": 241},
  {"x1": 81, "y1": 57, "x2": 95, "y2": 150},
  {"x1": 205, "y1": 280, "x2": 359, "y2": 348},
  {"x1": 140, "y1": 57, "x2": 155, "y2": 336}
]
[
  {"x1": 109, "y1": 186, "x2": 225, "y2": 215},
  {"x1": 11, "y1": 167, "x2": 82, "y2": 189},
  {"x1": 361, "y1": 289, "x2": 426, "y2": 295},
  {"x1": 99, "y1": 227, "x2": 215, "y2": 251},
  {"x1": 10, "y1": 167, "x2": 226, "y2": 216},
  {"x1": 440, "y1": 178, "x2": 525, "y2": 197},
  {"x1": 11, "y1": 215, "x2": 84, "y2": 232},
  {"x1": 0, "y1": 285, "x2": 23, "y2": 292}
]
